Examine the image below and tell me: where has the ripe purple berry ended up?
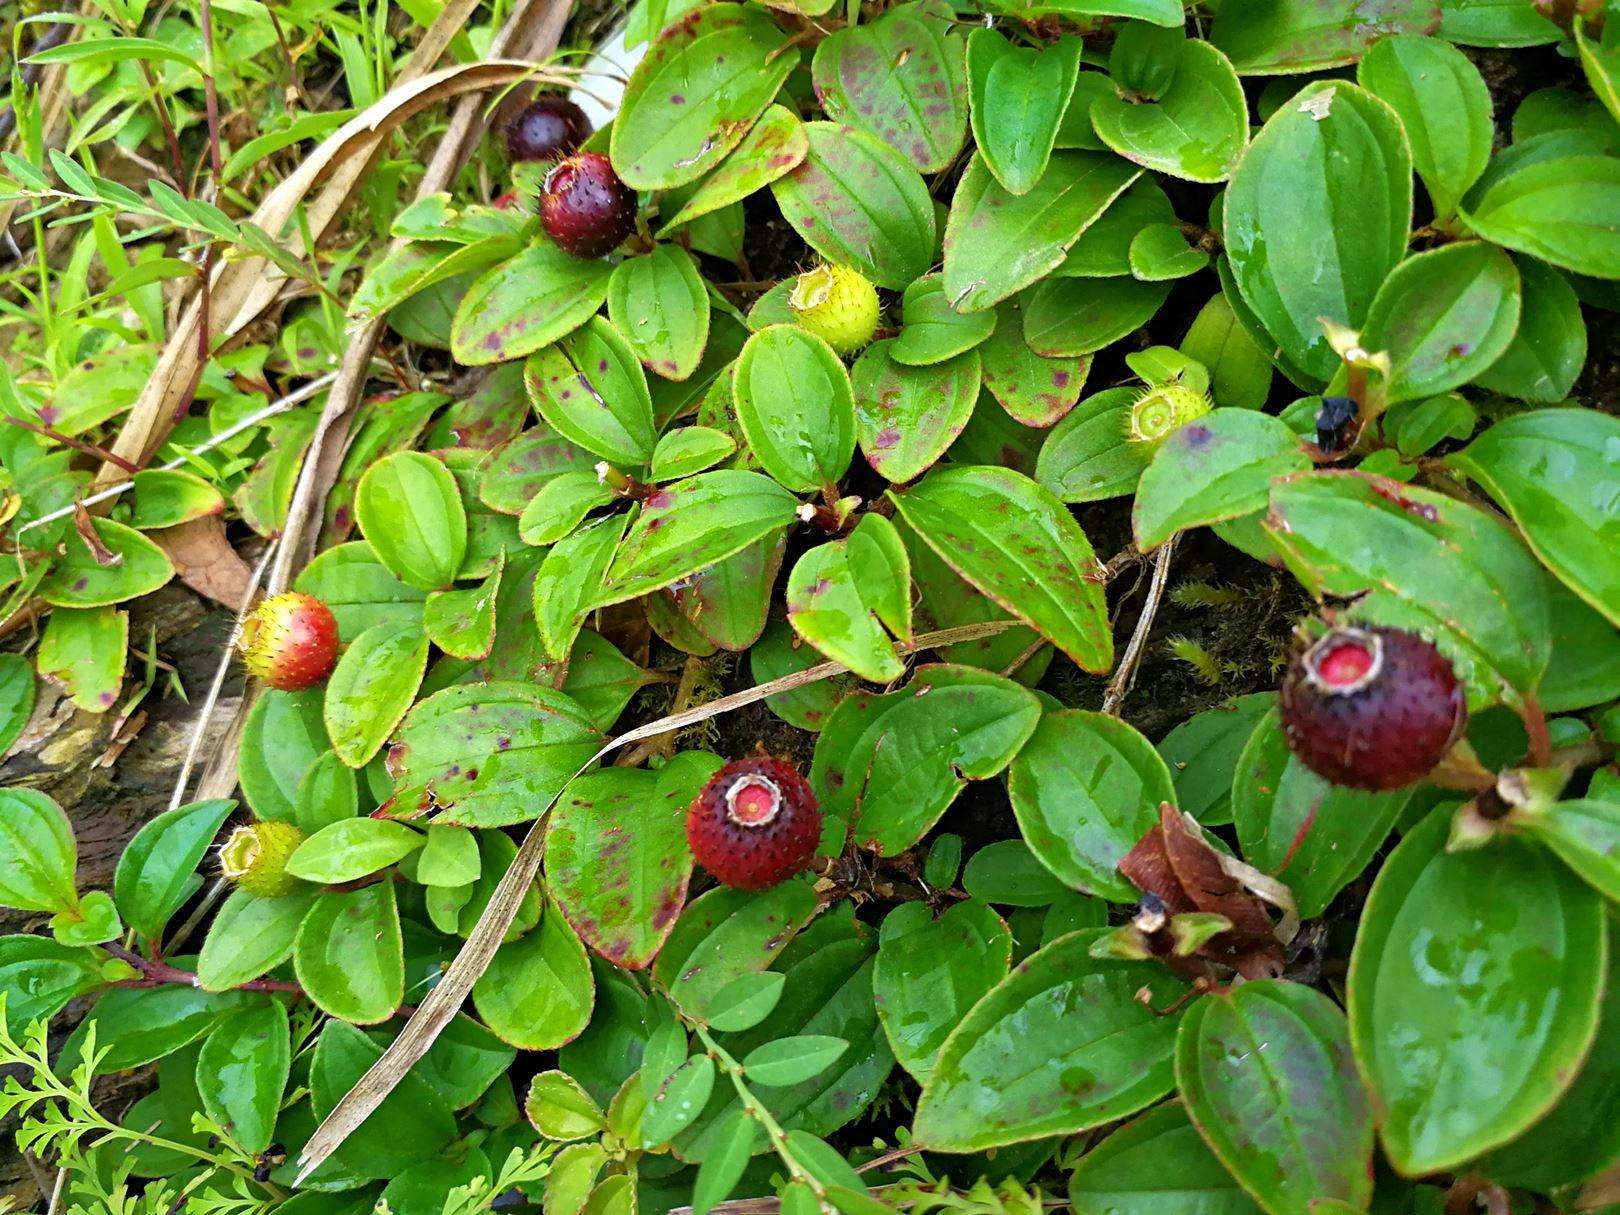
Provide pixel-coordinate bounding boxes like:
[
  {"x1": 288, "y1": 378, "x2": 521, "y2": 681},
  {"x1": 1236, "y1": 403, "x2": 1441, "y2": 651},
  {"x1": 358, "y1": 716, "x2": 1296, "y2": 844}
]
[
  {"x1": 505, "y1": 95, "x2": 590, "y2": 163},
  {"x1": 541, "y1": 152, "x2": 636, "y2": 258},
  {"x1": 686, "y1": 757, "x2": 822, "y2": 890},
  {"x1": 1280, "y1": 624, "x2": 1466, "y2": 791}
]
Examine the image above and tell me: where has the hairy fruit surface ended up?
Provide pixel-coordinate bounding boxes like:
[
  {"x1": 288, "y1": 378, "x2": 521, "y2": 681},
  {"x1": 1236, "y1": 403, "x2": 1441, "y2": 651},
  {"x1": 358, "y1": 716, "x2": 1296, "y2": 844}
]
[
  {"x1": 1124, "y1": 382, "x2": 1213, "y2": 450},
  {"x1": 238, "y1": 592, "x2": 339, "y2": 691},
  {"x1": 686, "y1": 757, "x2": 822, "y2": 890},
  {"x1": 506, "y1": 95, "x2": 590, "y2": 163},
  {"x1": 220, "y1": 821, "x2": 305, "y2": 898},
  {"x1": 789, "y1": 264, "x2": 880, "y2": 356},
  {"x1": 541, "y1": 153, "x2": 636, "y2": 258},
  {"x1": 1280, "y1": 624, "x2": 1466, "y2": 791}
]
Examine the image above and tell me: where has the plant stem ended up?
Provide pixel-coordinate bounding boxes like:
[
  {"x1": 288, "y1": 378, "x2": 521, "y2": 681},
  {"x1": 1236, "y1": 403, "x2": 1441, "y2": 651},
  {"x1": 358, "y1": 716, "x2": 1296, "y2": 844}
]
[
  {"x1": 692, "y1": 1023, "x2": 827, "y2": 1202},
  {"x1": 101, "y1": 940, "x2": 302, "y2": 997}
]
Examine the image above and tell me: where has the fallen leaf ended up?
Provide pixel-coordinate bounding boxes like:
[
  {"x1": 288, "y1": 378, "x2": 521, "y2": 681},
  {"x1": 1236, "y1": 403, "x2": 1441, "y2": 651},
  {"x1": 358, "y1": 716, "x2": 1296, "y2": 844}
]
[{"x1": 151, "y1": 516, "x2": 254, "y2": 611}]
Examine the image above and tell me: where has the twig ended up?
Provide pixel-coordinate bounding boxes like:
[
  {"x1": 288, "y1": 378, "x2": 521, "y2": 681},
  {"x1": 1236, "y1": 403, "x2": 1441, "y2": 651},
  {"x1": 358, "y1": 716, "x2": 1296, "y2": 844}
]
[
  {"x1": 3, "y1": 417, "x2": 139, "y2": 474},
  {"x1": 1101, "y1": 538, "x2": 1175, "y2": 715},
  {"x1": 102, "y1": 941, "x2": 301, "y2": 996}
]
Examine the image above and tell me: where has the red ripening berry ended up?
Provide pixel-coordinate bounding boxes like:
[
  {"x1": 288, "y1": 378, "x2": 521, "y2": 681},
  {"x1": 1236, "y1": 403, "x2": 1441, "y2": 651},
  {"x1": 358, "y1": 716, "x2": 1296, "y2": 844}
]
[
  {"x1": 686, "y1": 757, "x2": 822, "y2": 891},
  {"x1": 541, "y1": 152, "x2": 636, "y2": 258},
  {"x1": 1280, "y1": 624, "x2": 1466, "y2": 791},
  {"x1": 505, "y1": 95, "x2": 590, "y2": 163},
  {"x1": 238, "y1": 592, "x2": 339, "y2": 691}
]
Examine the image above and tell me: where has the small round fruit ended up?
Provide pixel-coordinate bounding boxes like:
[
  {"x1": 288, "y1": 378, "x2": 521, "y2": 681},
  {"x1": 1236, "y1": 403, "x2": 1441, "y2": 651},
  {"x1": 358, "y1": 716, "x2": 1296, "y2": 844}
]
[
  {"x1": 220, "y1": 820, "x2": 305, "y2": 898},
  {"x1": 1124, "y1": 382, "x2": 1212, "y2": 451},
  {"x1": 541, "y1": 152, "x2": 636, "y2": 258},
  {"x1": 686, "y1": 757, "x2": 822, "y2": 890},
  {"x1": 238, "y1": 592, "x2": 339, "y2": 691},
  {"x1": 506, "y1": 95, "x2": 590, "y2": 163},
  {"x1": 1280, "y1": 624, "x2": 1466, "y2": 791},
  {"x1": 789, "y1": 264, "x2": 879, "y2": 356}
]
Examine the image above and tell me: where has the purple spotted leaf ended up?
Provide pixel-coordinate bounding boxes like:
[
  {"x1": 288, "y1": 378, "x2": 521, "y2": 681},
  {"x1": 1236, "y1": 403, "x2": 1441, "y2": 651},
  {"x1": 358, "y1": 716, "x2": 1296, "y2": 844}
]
[
  {"x1": 477, "y1": 424, "x2": 597, "y2": 515},
  {"x1": 978, "y1": 295, "x2": 1089, "y2": 427},
  {"x1": 451, "y1": 242, "x2": 612, "y2": 367},
  {"x1": 851, "y1": 340, "x2": 981, "y2": 484},
  {"x1": 812, "y1": 4, "x2": 969, "y2": 173},
  {"x1": 657, "y1": 105, "x2": 809, "y2": 234},
  {"x1": 545, "y1": 751, "x2": 723, "y2": 970}
]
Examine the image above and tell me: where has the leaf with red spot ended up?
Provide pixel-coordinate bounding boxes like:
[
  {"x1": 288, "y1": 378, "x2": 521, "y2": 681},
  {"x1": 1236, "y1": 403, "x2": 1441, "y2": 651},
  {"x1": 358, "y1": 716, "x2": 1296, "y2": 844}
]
[
  {"x1": 545, "y1": 751, "x2": 723, "y2": 970},
  {"x1": 657, "y1": 105, "x2": 809, "y2": 235},
  {"x1": 851, "y1": 340, "x2": 980, "y2": 484},
  {"x1": 450, "y1": 242, "x2": 612, "y2": 367},
  {"x1": 978, "y1": 295, "x2": 1089, "y2": 427}
]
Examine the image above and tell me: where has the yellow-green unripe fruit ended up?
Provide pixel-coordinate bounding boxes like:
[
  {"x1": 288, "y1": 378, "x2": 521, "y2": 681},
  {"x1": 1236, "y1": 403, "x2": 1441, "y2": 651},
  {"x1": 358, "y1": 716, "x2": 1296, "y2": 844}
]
[
  {"x1": 1124, "y1": 383, "x2": 1213, "y2": 451},
  {"x1": 789, "y1": 264, "x2": 879, "y2": 356},
  {"x1": 220, "y1": 821, "x2": 306, "y2": 897}
]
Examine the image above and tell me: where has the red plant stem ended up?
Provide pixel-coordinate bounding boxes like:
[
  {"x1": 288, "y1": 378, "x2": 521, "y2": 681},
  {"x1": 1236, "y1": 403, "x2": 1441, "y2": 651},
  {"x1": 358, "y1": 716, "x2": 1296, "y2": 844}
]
[
  {"x1": 3, "y1": 416, "x2": 140, "y2": 474},
  {"x1": 102, "y1": 940, "x2": 303, "y2": 997}
]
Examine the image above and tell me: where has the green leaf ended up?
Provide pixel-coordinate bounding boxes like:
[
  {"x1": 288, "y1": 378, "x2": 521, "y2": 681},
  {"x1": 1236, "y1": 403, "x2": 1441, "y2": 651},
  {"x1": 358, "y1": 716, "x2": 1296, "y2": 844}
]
[
  {"x1": 0, "y1": 789, "x2": 78, "y2": 914},
  {"x1": 787, "y1": 517, "x2": 911, "y2": 683},
  {"x1": 310, "y1": 1021, "x2": 456, "y2": 1182},
  {"x1": 0, "y1": 654, "x2": 36, "y2": 759},
  {"x1": 1264, "y1": 471, "x2": 1552, "y2": 704},
  {"x1": 1069, "y1": 1103, "x2": 1263, "y2": 1215},
  {"x1": 71, "y1": 983, "x2": 251, "y2": 1075},
  {"x1": 415, "y1": 824, "x2": 480, "y2": 887},
  {"x1": 196, "y1": 888, "x2": 317, "y2": 991},
  {"x1": 1092, "y1": 39, "x2": 1248, "y2": 182},
  {"x1": 649, "y1": 427, "x2": 736, "y2": 482},
  {"x1": 643, "y1": 1054, "x2": 717, "y2": 1145},
  {"x1": 526, "y1": 318, "x2": 659, "y2": 466},
  {"x1": 665, "y1": 530, "x2": 785, "y2": 654},
  {"x1": 1450, "y1": 408, "x2": 1620, "y2": 627},
  {"x1": 850, "y1": 341, "x2": 981, "y2": 484},
  {"x1": 893, "y1": 275, "x2": 998, "y2": 367},
  {"x1": 743, "y1": 1035, "x2": 848, "y2": 1087},
  {"x1": 873, "y1": 900, "x2": 1011, "y2": 1082},
  {"x1": 49, "y1": 890, "x2": 120, "y2": 948},
  {"x1": 692, "y1": 1108, "x2": 755, "y2": 1215},
  {"x1": 472, "y1": 903, "x2": 595, "y2": 1049},
  {"x1": 1357, "y1": 34, "x2": 1492, "y2": 220},
  {"x1": 706, "y1": 971, "x2": 787, "y2": 1033},
  {"x1": 28, "y1": 35, "x2": 202, "y2": 71},
  {"x1": 653, "y1": 881, "x2": 818, "y2": 1020},
  {"x1": 733, "y1": 325, "x2": 857, "y2": 492},
  {"x1": 536, "y1": 516, "x2": 629, "y2": 663},
  {"x1": 1232, "y1": 707, "x2": 1411, "y2": 919},
  {"x1": 607, "y1": 246, "x2": 711, "y2": 382},
  {"x1": 967, "y1": 31, "x2": 1080, "y2": 195},
  {"x1": 355, "y1": 451, "x2": 466, "y2": 591},
  {"x1": 1180, "y1": 293, "x2": 1275, "y2": 411},
  {"x1": 295, "y1": 883, "x2": 404, "y2": 1024},
  {"x1": 287, "y1": 819, "x2": 423, "y2": 884},
  {"x1": 612, "y1": 4, "x2": 797, "y2": 190},
  {"x1": 978, "y1": 296, "x2": 1089, "y2": 427},
  {"x1": 1515, "y1": 798, "x2": 1620, "y2": 904},
  {"x1": 526, "y1": 1070, "x2": 607, "y2": 1140},
  {"x1": 478, "y1": 423, "x2": 597, "y2": 515},
  {"x1": 37, "y1": 605, "x2": 126, "y2": 713},
  {"x1": 771, "y1": 122, "x2": 937, "y2": 290},
  {"x1": 811, "y1": 7, "x2": 968, "y2": 173},
  {"x1": 127, "y1": 468, "x2": 225, "y2": 529},
  {"x1": 657, "y1": 105, "x2": 809, "y2": 233},
  {"x1": 1474, "y1": 256, "x2": 1586, "y2": 403},
  {"x1": 238, "y1": 688, "x2": 326, "y2": 822},
  {"x1": 38, "y1": 517, "x2": 173, "y2": 608},
  {"x1": 943, "y1": 151, "x2": 1141, "y2": 312},
  {"x1": 1128, "y1": 223, "x2": 1211, "y2": 280},
  {"x1": 1023, "y1": 275, "x2": 1171, "y2": 357},
  {"x1": 594, "y1": 470, "x2": 799, "y2": 608},
  {"x1": 424, "y1": 557, "x2": 502, "y2": 660},
  {"x1": 1178, "y1": 980, "x2": 1373, "y2": 1215},
  {"x1": 811, "y1": 665, "x2": 1042, "y2": 855},
  {"x1": 1210, "y1": 0, "x2": 1443, "y2": 74},
  {"x1": 891, "y1": 465, "x2": 1113, "y2": 671},
  {"x1": 913, "y1": 929, "x2": 1187, "y2": 1151},
  {"x1": 1009, "y1": 710, "x2": 1175, "y2": 903},
  {"x1": 546, "y1": 753, "x2": 721, "y2": 969},
  {"x1": 1360, "y1": 242, "x2": 1522, "y2": 403},
  {"x1": 1440, "y1": 0, "x2": 1559, "y2": 46},
  {"x1": 520, "y1": 473, "x2": 617, "y2": 549},
  {"x1": 295, "y1": 542, "x2": 428, "y2": 640},
  {"x1": 1347, "y1": 810, "x2": 1606, "y2": 1175},
  {"x1": 197, "y1": 1002, "x2": 290, "y2": 1156},
  {"x1": 323, "y1": 622, "x2": 429, "y2": 767},
  {"x1": 961, "y1": 838, "x2": 1072, "y2": 907},
  {"x1": 113, "y1": 798, "x2": 234, "y2": 942},
  {"x1": 0, "y1": 936, "x2": 107, "y2": 1034},
  {"x1": 1224, "y1": 80, "x2": 1412, "y2": 384},
  {"x1": 385, "y1": 682, "x2": 602, "y2": 828},
  {"x1": 1157, "y1": 693, "x2": 1275, "y2": 827},
  {"x1": 451, "y1": 242, "x2": 613, "y2": 365},
  {"x1": 1133, "y1": 410, "x2": 1310, "y2": 549},
  {"x1": 1462, "y1": 154, "x2": 1620, "y2": 280}
]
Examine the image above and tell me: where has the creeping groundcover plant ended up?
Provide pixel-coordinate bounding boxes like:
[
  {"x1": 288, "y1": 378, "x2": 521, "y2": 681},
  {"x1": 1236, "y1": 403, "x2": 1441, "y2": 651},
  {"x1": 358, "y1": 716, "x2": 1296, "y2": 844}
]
[{"x1": 4, "y1": 0, "x2": 1620, "y2": 1211}]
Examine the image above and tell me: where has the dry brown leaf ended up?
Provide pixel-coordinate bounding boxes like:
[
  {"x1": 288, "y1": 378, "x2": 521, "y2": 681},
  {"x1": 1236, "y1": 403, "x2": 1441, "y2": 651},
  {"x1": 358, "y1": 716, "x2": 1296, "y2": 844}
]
[{"x1": 151, "y1": 517, "x2": 255, "y2": 611}]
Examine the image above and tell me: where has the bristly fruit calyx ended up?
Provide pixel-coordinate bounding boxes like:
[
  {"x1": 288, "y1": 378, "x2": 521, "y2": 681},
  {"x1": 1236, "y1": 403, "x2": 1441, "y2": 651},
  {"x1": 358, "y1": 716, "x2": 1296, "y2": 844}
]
[
  {"x1": 541, "y1": 152, "x2": 637, "y2": 258},
  {"x1": 789, "y1": 264, "x2": 880, "y2": 356},
  {"x1": 1280, "y1": 624, "x2": 1466, "y2": 792},
  {"x1": 1124, "y1": 382, "x2": 1212, "y2": 450},
  {"x1": 686, "y1": 757, "x2": 822, "y2": 890},
  {"x1": 506, "y1": 94, "x2": 590, "y2": 163},
  {"x1": 238, "y1": 592, "x2": 339, "y2": 691},
  {"x1": 220, "y1": 821, "x2": 305, "y2": 898}
]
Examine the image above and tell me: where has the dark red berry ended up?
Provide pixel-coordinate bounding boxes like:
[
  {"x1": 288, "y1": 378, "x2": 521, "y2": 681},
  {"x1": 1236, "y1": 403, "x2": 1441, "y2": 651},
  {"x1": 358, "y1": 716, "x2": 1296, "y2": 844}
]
[
  {"x1": 541, "y1": 152, "x2": 636, "y2": 258},
  {"x1": 1280, "y1": 624, "x2": 1466, "y2": 791},
  {"x1": 686, "y1": 757, "x2": 822, "y2": 890},
  {"x1": 505, "y1": 95, "x2": 590, "y2": 163}
]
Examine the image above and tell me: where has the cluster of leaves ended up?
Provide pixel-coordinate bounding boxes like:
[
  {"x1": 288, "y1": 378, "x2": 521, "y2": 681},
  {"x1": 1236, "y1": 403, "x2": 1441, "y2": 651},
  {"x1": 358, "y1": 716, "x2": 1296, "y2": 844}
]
[{"x1": 2, "y1": 0, "x2": 1620, "y2": 1213}]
